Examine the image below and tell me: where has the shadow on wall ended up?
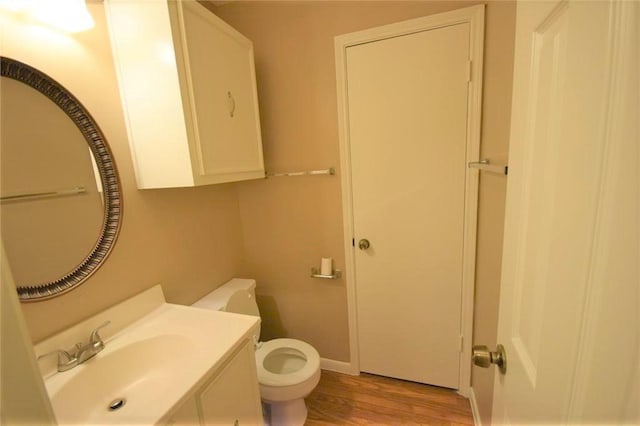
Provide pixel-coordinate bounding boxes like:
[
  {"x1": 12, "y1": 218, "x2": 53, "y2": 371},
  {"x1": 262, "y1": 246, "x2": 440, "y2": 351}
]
[{"x1": 256, "y1": 294, "x2": 287, "y2": 340}]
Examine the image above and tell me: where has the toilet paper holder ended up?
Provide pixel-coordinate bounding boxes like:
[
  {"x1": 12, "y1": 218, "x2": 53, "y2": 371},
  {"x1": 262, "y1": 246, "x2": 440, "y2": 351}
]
[{"x1": 310, "y1": 268, "x2": 342, "y2": 279}]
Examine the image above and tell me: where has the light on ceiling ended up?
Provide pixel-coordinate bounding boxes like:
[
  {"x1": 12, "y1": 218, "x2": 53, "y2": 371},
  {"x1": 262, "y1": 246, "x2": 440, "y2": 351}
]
[{"x1": 0, "y1": 0, "x2": 94, "y2": 33}]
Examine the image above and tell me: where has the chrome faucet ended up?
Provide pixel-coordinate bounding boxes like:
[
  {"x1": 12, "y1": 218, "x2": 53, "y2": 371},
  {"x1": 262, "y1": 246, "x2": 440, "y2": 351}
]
[{"x1": 38, "y1": 320, "x2": 111, "y2": 372}]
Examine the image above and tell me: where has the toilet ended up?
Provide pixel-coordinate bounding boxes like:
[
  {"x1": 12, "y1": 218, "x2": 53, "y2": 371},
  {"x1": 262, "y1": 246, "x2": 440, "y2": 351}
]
[{"x1": 192, "y1": 278, "x2": 321, "y2": 426}]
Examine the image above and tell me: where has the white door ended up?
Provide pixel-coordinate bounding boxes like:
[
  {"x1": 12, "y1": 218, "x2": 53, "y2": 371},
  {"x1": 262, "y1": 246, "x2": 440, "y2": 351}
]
[
  {"x1": 345, "y1": 23, "x2": 470, "y2": 388},
  {"x1": 491, "y1": 0, "x2": 639, "y2": 423}
]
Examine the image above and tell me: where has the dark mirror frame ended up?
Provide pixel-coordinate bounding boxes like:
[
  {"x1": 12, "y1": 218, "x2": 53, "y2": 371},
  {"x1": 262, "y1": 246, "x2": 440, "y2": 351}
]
[{"x1": 1, "y1": 56, "x2": 122, "y2": 302}]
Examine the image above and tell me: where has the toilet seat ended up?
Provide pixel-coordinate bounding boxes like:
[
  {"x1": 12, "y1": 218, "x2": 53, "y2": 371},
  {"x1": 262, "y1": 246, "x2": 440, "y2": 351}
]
[{"x1": 256, "y1": 338, "x2": 320, "y2": 387}]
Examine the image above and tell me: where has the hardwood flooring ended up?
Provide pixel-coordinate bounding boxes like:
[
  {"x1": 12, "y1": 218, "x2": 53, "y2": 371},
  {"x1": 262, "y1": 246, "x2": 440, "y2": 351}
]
[{"x1": 305, "y1": 371, "x2": 474, "y2": 425}]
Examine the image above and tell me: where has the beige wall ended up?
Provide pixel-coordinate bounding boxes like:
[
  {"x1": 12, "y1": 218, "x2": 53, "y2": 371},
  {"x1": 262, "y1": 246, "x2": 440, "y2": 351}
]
[
  {"x1": 2, "y1": 4, "x2": 246, "y2": 343},
  {"x1": 471, "y1": 2, "x2": 516, "y2": 423},
  {"x1": 211, "y1": 0, "x2": 515, "y2": 420}
]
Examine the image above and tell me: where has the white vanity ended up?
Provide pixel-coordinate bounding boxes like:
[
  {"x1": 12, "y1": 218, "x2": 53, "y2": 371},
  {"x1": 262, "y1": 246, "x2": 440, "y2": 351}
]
[{"x1": 34, "y1": 286, "x2": 263, "y2": 425}]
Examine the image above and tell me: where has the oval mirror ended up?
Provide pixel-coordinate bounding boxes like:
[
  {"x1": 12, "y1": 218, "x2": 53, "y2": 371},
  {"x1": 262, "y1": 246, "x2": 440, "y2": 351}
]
[{"x1": 0, "y1": 57, "x2": 122, "y2": 302}]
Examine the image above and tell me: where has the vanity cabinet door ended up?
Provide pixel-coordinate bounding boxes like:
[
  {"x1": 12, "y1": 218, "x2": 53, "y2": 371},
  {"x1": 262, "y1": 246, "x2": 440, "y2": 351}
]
[
  {"x1": 166, "y1": 396, "x2": 200, "y2": 426},
  {"x1": 106, "y1": 0, "x2": 264, "y2": 189},
  {"x1": 199, "y1": 341, "x2": 263, "y2": 425}
]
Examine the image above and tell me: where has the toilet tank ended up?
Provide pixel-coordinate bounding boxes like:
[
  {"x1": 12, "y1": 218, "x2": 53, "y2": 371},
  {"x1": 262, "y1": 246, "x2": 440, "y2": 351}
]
[{"x1": 192, "y1": 278, "x2": 260, "y2": 317}]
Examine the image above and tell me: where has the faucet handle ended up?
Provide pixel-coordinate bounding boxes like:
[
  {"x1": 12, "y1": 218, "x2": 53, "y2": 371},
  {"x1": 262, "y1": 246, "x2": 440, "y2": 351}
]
[
  {"x1": 37, "y1": 349, "x2": 78, "y2": 371},
  {"x1": 89, "y1": 320, "x2": 111, "y2": 345},
  {"x1": 37, "y1": 349, "x2": 74, "y2": 364}
]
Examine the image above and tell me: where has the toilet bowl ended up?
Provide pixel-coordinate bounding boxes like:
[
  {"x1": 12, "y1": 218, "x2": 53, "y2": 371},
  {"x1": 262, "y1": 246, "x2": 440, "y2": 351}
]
[{"x1": 192, "y1": 279, "x2": 321, "y2": 426}]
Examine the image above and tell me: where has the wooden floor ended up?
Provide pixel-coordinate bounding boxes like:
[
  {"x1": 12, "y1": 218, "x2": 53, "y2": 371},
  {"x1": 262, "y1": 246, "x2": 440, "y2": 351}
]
[{"x1": 305, "y1": 371, "x2": 474, "y2": 425}]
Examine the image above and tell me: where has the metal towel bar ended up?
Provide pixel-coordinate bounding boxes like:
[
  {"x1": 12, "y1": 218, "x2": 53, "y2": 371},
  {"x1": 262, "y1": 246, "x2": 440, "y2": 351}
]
[
  {"x1": 0, "y1": 186, "x2": 86, "y2": 202},
  {"x1": 468, "y1": 159, "x2": 508, "y2": 175},
  {"x1": 265, "y1": 168, "x2": 335, "y2": 178}
]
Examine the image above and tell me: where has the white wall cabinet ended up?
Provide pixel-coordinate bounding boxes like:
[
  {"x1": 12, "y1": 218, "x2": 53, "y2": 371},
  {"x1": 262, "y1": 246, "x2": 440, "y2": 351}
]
[
  {"x1": 165, "y1": 340, "x2": 263, "y2": 426},
  {"x1": 106, "y1": 0, "x2": 264, "y2": 189}
]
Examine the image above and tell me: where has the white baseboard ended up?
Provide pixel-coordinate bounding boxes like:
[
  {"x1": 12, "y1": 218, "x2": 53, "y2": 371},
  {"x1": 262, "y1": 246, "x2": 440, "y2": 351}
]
[
  {"x1": 469, "y1": 387, "x2": 482, "y2": 426},
  {"x1": 320, "y1": 358, "x2": 357, "y2": 375},
  {"x1": 457, "y1": 384, "x2": 470, "y2": 398}
]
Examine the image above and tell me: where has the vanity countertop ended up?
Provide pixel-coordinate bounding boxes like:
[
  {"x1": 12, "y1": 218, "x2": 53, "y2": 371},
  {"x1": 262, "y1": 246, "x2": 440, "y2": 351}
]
[{"x1": 34, "y1": 285, "x2": 259, "y2": 425}]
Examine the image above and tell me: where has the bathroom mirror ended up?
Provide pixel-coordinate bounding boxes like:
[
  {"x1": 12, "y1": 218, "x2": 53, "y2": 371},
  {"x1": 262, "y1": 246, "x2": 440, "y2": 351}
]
[{"x1": 0, "y1": 57, "x2": 122, "y2": 302}]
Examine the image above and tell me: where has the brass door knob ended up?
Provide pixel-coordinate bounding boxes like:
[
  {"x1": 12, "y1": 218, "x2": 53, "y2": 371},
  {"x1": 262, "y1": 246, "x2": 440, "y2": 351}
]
[
  {"x1": 472, "y1": 344, "x2": 507, "y2": 374},
  {"x1": 358, "y1": 239, "x2": 370, "y2": 250}
]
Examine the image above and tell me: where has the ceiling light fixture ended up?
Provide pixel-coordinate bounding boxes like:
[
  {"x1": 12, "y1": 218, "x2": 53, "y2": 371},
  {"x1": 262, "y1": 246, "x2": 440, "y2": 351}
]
[{"x1": 0, "y1": 0, "x2": 94, "y2": 33}]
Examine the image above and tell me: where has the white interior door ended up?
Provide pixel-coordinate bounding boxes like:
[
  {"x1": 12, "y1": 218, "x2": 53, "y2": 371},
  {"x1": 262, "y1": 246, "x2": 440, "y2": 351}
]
[
  {"x1": 492, "y1": 0, "x2": 639, "y2": 423},
  {"x1": 346, "y1": 23, "x2": 470, "y2": 389}
]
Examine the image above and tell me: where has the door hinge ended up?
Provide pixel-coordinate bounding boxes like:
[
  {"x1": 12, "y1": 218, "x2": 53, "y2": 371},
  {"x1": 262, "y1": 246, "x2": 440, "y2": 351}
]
[
  {"x1": 466, "y1": 60, "x2": 472, "y2": 83},
  {"x1": 459, "y1": 335, "x2": 464, "y2": 352}
]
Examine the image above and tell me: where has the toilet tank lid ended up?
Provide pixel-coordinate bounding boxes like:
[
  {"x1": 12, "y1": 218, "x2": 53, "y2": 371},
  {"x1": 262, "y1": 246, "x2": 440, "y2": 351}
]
[{"x1": 192, "y1": 278, "x2": 256, "y2": 311}]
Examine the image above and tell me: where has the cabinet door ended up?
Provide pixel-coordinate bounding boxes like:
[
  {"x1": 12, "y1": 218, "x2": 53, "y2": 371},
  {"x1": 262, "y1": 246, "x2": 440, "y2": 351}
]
[
  {"x1": 176, "y1": 1, "x2": 265, "y2": 185},
  {"x1": 199, "y1": 342, "x2": 263, "y2": 426},
  {"x1": 166, "y1": 396, "x2": 200, "y2": 426}
]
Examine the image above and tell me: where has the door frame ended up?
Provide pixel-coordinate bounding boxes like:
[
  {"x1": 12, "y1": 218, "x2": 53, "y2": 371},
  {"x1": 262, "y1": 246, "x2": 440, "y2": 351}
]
[{"x1": 334, "y1": 5, "x2": 485, "y2": 396}]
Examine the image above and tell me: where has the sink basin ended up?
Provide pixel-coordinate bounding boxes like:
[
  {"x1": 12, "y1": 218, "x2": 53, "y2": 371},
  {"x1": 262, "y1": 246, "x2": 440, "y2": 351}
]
[
  {"x1": 38, "y1": 294, "x2": 260, "y2": 426},
  {"x1": 48, "y1": 334, "x2": 192, "y2": 424}
]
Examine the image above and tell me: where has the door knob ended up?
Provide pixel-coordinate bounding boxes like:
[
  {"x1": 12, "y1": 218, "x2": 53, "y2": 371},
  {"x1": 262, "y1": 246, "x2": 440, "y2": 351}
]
[
  {"x1": 358, "y1": 239, "x2": 370, "y2": 250},
  {"x1": 472, "y1": 344, "x2": 507, "y2": 374}
]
